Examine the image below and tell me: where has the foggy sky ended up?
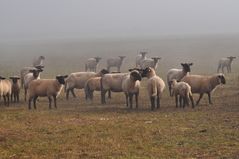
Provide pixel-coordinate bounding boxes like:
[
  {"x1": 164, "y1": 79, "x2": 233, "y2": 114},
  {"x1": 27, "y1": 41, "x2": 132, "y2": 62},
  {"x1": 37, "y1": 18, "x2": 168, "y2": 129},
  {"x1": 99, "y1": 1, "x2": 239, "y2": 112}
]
[{"x1": 1, "y1": 0, "x2": 239, "y2": 42}]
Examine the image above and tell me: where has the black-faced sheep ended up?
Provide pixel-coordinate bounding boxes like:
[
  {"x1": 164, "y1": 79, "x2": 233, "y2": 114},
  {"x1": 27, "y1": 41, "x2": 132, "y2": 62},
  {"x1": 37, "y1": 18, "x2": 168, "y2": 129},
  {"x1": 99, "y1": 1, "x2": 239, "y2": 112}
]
[
  {"x1": 140, "y1": 57, "x2": 161, "y2": 70},
  {"x1": 217, "y1": 56, "x2": 236, "y2": 73},
  {"x1": 107, "y1": 56, "x2": 126, "y2": 72},
  {"x1": 9, "y1": 76, "x2": 20, "y2": 103},
  {"x1": 85, "y1": 57, "x2": 101, "y2": 72},
  {"x1": 136, "y1": 51, "x2": 148, "y2": 67},
  {"x1": 0, "y1": 76, "x2": 12, "y2": 106},
  {"x1": 33, "y1": 56, "x2": 45, "y2": 67}
]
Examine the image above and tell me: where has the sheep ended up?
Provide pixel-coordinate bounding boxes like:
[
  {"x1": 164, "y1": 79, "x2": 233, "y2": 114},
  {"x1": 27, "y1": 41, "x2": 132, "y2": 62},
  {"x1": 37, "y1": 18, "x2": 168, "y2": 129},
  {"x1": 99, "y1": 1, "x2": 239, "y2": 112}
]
[
  {"x1": 181, "y1": 73, "x2": 226, "y2": 105},
  {"x1": 65, "y1": 69, "x2": 109, "y2": 100},
  {"x1": 140, "y1": 57, "x2": 161, "y2": 70},
  {"x1": 217, "y1": 56, "x2": 236, "y2": 73},
  {"x1": 28, "y1": 75, "x2": 68, "y2": 109},
  {"x1": 33, "y1": 56, "x2": 45, "y2": 67},
  {"x1": 167, "y1": 63, "x2": 193, "y2": 96},
  {"x1": 122, "y1": 70, "x2": 142, "y2": 109},
  {"x1": 0, "y1": 76, "x2": 12, "y2": 106},
  {"x1": 141, "y1": 67, "x2": 165, "y2": 110},
  {"x1": 85, "y1": 57, "x2": 101, "y2": 72},
  {"x1": 24, "y1": 68, "x2": 43, "y2": 101},
  {"x1": 136, "y1": 51, "x2": 148, "y2": 67},
  {"x1": 107, "y1": 56, "x2": 126, "y2": 72},
  {"x1": 171, "y1": 79, "x2": 194, "y2": 108},
  {"x1": 9, "y1": 76, "x2": 21, "y2": 103}
]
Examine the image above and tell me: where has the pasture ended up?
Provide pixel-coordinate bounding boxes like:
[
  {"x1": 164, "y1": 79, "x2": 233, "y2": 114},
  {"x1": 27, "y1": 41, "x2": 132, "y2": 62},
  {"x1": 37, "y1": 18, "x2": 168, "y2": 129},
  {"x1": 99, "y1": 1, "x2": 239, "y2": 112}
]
[{"x1": 0, "y1": 36, "x2": 239, "y2": 158}]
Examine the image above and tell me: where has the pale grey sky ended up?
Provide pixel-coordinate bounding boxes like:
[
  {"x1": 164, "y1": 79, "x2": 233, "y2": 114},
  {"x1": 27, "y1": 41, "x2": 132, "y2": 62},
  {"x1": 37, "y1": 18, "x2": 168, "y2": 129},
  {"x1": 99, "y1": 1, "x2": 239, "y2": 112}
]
[{"x1": 1, "y1": 0, "x2": 239, "y2": 41}]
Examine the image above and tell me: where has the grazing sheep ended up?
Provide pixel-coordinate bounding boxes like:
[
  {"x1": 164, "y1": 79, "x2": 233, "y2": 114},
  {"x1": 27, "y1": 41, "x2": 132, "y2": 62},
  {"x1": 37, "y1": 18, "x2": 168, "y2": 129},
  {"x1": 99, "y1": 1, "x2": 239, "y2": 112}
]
[
  {"x1": 140, "y1": 57, "x2": 161, "y2": 70},
  {"x1": 65, "y1": 69, "x2": 109, "y2": 100},
  {"x1": 85, "y1": 57, "x2": 101, "y2": 72},
  {"x1": 171, "y1": 79, "x2": 194, "y2": 108},
  {"x1": 122, "y1": 70, "x2": 142, "y2": 109},
  {"x1": 33, "y1": 56, "x2": 45, "y2": 67},
  {"x1": 217, "y1": 56, "x2": 236, "y2": 73},
  {"x1": 24, "y1": 68, "x2": 43, "y2": 101},
  {"x1": 9, "y1": 76, "x2": 20, "y2": 103},
  {"x1": 141, "y1": 67, "x2": 165, "y2": 110},
  {"x1": 167, "y1": 63, "x2": 193, "y2": 96},
  {"x1": 181, "y1": 73, "x2": 226, "y2": 105},
  {"x1": 28, "y1": 75, "x2": 68, "y2": 109},
  {"x1": 0, "y1": 76, "x2": 12, "y2": 106},
  {"x1": 136, "y1": 51, "x2": 148, "y2": 67},
  {"x1": 107, "y1": 56, "x2": 126, "y2": 72}
]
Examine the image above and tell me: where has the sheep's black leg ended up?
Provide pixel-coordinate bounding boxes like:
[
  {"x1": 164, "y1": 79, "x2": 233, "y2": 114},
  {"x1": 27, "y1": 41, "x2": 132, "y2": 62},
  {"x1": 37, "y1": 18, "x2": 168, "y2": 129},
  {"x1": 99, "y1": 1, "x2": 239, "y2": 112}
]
[
  {"x1": 24, "y1": 88, "x2": 27, "y2": 102},
  {"x1": 28, "y1": 97, "x2": 33, "y2": 109},
  {"x1": 207, "y1": 92, "x2": 212, "y2": 105},
  {"x1": 108, "y1": 90, "x2": 111, "y2": 99},
  {"x1": 227, "y1": 66, "x2": 229, "y2": 73},
  {"x1": 179, "y1": 96, "x2": 182, "y2": 108},
  {"x1": 48, "y1": 97, "x2": 52, "y2": 109},
  {"x1": 3, "y1": 96, "x2": 6, "y2": 106},
  {"x1": 66, "y1": 89, "x2": 69, "y2": 100},
  {"x1": 53, "y1": 95, "x2": 57, "y2": 108},
  {"x1": 101, "y1": 90, "x2": 107, "y2": 104},
  {"x1": 90, "y1": 91, "x2": 94, "y2": 101},
  {"x1": 33, "y1": 96, "x2": 38, "y2": 109},
  {"x1": 17, "y1": 93, "x2": 19, "y2": 103},
  {"x1": 169, "y1": 85, "x2": 172, "y2": 96},
  {"x1": 129, "y1": 93, "x2": 133, "y2": 109},
  {"x1": 190, "y1": 95, "x2": 195, "y2": 108},
  {"x1": 183, "y1": 97, "x2": 186, "y2": 108},
  {"x1": 196, "y1": 93, "x2": 204, "y2": 105},
  {"x1": 125, "y1": 93, "x2": 128, "y2": 107},
  {"x1": 156, "y1": 95, "x2": 160, "y2": 109},
  {"x1": 11, "y1": 93, "x2": 13, "y2": 102},
  {"x1": 150, "y1": 97, "x2": 155, "y2": 111},
  {"x1": 135, "y1": 93, "x2": 139, "y2": 109},
  {"x1": 71, "y1": 89, "x2": 76, "y2": 98},
  {"x1": 7, "y1": 94, "x2": 9, "y2": 106},
  {"x1": 175, "y1": 95, "x2": 178, "y2": 108}
]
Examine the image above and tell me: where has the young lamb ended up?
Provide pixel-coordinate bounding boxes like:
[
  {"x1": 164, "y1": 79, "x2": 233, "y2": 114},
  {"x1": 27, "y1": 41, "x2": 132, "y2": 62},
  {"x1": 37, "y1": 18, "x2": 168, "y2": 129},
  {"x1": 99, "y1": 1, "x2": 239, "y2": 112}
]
[
  {"x1": 181, "y1": 73, "x2": 226, "y2": 105},
  {"x1": 28, "y1": 75, "x2": 68, "y2": 109},
  {"x1": 24, "y1": 68, "x2": 43, "y2": 101},
  {"x1": 122, "y1": 70, "x2": 142, "y2": 109},
  {"x1": 136, "y1": 51, "x2": 148, "y2": 67},
  {"x1": 65, "y1": 69, "x2": 109, "y2": 100},
  {"x1": 107, "y1": 56, "x2": 126, "y2": 72},
  {"x1": 33, "y1": 56, "x2": 45, "y2": 67},
  {"x1": 85, "y1": 57, "x2": 101, "y2": 72},
  {"x1": 141, "y1": 67, "x2": 165, "y2": 110},
  {"x1": 171, "y1": 79, "x2": 194, "y2": 108},
  {"x1": 217, "y1": 56, "x2": 236, "y2": 73},
  {"x1": 167, "y1": 63, "x2": 193, "y2": 96},
  {"x1": 140, "y1": 57, "x2": 161, "y2": 70},
  {"x1": 0, "y1": 76, "x2": 12, "y2": 106},
  {"x1": 9, "y1": 76, "x2": 21, "y2": 103}
]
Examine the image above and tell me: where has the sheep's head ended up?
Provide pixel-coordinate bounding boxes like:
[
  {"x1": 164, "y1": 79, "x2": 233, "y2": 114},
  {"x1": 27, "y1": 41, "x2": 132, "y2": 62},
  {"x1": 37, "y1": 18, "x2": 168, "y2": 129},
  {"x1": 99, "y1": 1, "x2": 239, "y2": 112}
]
[
  {"x1": 130, "y1": 70, "x2": 142, "y2": 81},
  {"x1": 29, "y1": 68, "x2": 43, "y2": 78},
  {"x1": 9, "y1": 76, "x2": 20, "y2": 83},
  {"x1": 227, "y1": 56, "x2": 236, "y2": 61},
  {"x1": 119, "y1": 56, "x2": 126, "y2": 60},
  {"x1": 56, "y1": 75, "x2": 68, "y2": 85},
  {"x1": 100, "y1": 69, "x2": 109, "y2": 75},
  {"x1": 151, "y1": 57, "x2": 161, "y2": 63},
  {"x1": 140, "y1": 51, "x2": 148, "y2": 57},
  {"x1": 35, "y1": 65, "x2": 45, "y2": 70},
  {"x1": 94, "y1": 57, "x2": 102, "y2": 62},
  {"x1": 141, "y1": 67, "x2": 155, "y2": 78},
  {"x1": 39, "y1": 56, "x2": 45, "y2": 60},
  {"x1": 217, "y1": 74, "x2": 226, "y2": 84},
  {"x1": 129, "y1": 68, "x2": 144, "y2": 76},
  {"x1": 0, "y1": 76, "x2": 6, "y2": 80},
  {"x1": 181, "y1": 63, "x2": 193, "y2": 72}
]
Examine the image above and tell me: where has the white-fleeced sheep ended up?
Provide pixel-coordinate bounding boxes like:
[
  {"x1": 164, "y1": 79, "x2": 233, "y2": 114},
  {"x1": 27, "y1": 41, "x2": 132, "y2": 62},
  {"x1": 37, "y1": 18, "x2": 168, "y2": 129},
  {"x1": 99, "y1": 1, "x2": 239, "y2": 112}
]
[
  {"x1": 65, "y1": 69, "x2": 109, "y2": 100},
  {"x1": 140, "y1": 57, "x2": 161, "y2": 70},
  {"x1": 0, "y1": 76, "x2": 12, "y2": 106},
  {"x1": 217, "y1": 56, "x2": 236, "y2": 73},
  {"x1": 33, "y1": 56, "x2": 45, "y2": 67},
  {"x1": 122, "y1": 70, "x2": 142, "y2": 109},
  {"x1": 28, "y1": 75, "x2": 68, "y2": 109},
  {"x1": 9, "y1": 76, "x2": 20, "y2": 103},
  {"x1": 136, "y1": 51, "x2": 148, "y2": 67},
  {"x1": 85, "y1": 57, "x2": 101, "y2": 72},
  {"x1": 167, "y1": 63, "x2": 193, "y2": 96},
  {"x1": 141, "y1": 67, "x2": 165, "y2": 110},
  {"x1": 24, "y1": 68, "x2": 43, "y2": 101},
  {"x1": 107, "y1": 56, "x2": 126, "y2": 72},
  {"x1": 171, "y1": 79, "x2": 194, "y2": 108},
  {"x1": 181, "y1": 73, "x2": 226, "y2": 105}
]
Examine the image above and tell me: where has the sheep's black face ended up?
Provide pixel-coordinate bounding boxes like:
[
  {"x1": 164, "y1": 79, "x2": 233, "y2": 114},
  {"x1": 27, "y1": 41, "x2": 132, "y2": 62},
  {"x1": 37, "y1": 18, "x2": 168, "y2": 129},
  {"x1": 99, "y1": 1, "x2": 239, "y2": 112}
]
[
  {"x1": 10, "y1": 77, "x2": 20, "y2": 84},
  {"x1": 181, "y1": 63, "x2": 193, "y2": 72},
  {"x1": 218, "y1": 75, "x2": 226, "y2": 84},
  {"x1": 100, "y1": 69, "x2": 109, "y2": 75},
  {"x1": 227, "y1": 56, "x2": 236, "y2": 61},
  {"x1": 141, "y1": 67, "x2": 151, "y2": 77},
  {"x1": 56, "y1": 75, "x2": 68, "y2": 85},
  {"x1": 131, "y1": 71, "x2": 142, "y2": 81}
]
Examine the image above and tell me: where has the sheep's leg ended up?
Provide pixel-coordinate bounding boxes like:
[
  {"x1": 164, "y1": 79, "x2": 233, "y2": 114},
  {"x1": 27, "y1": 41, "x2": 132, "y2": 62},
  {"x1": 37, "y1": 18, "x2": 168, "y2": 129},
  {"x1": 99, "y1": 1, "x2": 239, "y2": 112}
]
[
  {"x1": 129, "y1": 93, "x2": 133, "y2": 109},
  {"x1": 28, "y1": 97, "x2": 33, "y2": 109},
  {"x1": 11, "y1": 93, "x2": 13, "y2": 102},
  {"x1": 179, "y1": 96, "x2": 182, "y2": 108},
  {"x1": 24, "y1": 88, "x2": 27, "y2": 102},
  {"x1": 228, "y1": 65, "x2": 231, "y2": 73},
  {"x1": 156, "y1": 95, "x2": 160, "y2": 109},
  {"x1": 196, "y1": 93, "x2": 204, "y2": 105},
  {"x1": 48, "y1": 97, "x2": 52, "y2": 109},
  {"x1": 190, "y1": 95, "x2": 195, "y2": 108},
  {"x1": 90, "y1": 91, "x2": 94, "y2": 101},
  {"x1": 150, "y1": 97, "x2": 155, "y2": 111},
  {"x1": 66, "y1": 89, "x2": 70, "y2": 100},
  {"x1": 135, "y1": 93, "x2": 139, "y2": 109},
  {"x1": 207, "y1": 92, "x2": 213, "y2": 105},
  {"x1": 3, "y1": 96, "x2": 6, "y2": 106},
  {"x1": 169, "y1": 85, "x2": 172, "y2": 97},
  {"x1": 7, "y1": 94, "x2": 10, "y2": 106},
  {"x1": 101, "y1": 90, "x2": 107, "y2": 104},
  {"x1": 125, "y1": 93, "x2": 129, "y2": 107},
  {"x1": 71, "y1": 89, "x2": 76, "y2": 98},
  {"x1": 17, "y1": 93, "x2": 19, "y2": 103},
  {"x1": 53, "y1": 95, "x2": 57, "y2": 108},
  {"x1": 117, "y1": 66, "x2": 120, "y2": 72},
  {"x1": 183, "y1": 97, "x2": 186, "y2": 108},
  {"x1": 33, "y1": 96, "x2": 38, "y2": 109},
  {"x1": 226, "y1": 66, "x2": 229, "y2": 73},
  {"x1": 108, "y1": 90, "x2": 111, "y2": 99},
  {"x1": 175, "y1": 95, "x2": 178, "y2": 108}
]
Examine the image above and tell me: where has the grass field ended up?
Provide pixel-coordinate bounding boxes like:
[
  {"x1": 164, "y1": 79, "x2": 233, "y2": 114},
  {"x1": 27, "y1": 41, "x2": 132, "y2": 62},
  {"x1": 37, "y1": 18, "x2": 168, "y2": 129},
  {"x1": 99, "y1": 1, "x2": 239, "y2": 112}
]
[{"x1": 0, "y1": 36, "x2": 239, "y2": 158}]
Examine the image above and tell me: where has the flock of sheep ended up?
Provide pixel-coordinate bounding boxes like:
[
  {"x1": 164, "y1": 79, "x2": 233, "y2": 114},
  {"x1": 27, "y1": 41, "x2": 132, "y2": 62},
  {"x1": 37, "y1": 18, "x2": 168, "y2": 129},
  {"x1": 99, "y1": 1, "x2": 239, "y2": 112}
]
[{"x1": 0, "y1": 53, "x2": 236, "y2": 110}]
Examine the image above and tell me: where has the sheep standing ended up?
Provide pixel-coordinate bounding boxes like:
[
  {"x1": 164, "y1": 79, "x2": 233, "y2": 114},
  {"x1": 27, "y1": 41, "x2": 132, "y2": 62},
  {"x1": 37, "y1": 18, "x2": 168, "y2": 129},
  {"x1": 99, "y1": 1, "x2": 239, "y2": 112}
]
[
  {"x1": 141, "y1": 67, "x2": 165, "y2": 110},
  {"x1": 65, "y1": 69, "x2": 109, "y2": 100},
  {"x1": 140, "y1": 57, "x2": 161, "y2": 70},
  {"x1": 28, "y1": 75, "x2": 68, "y2": 109},
  {"x1": 136, "y1": 51, "x2": 148, "y2": 67},
  {"x1": 217, "y1": 56, "x2": 236, "y2": 73},
  {"x1": 181, "y1": 74, "x2": 226, "y2": 105},
  {"x1": 24, "y1": 68, "x2": 43, "y2": 101},
  {"x1": 33, "y1": 56, "x2": 45, "y2": 67},
  {"x1": 0, "y1": 76, "x2": 12, "y2": 106},
  {"x1": 85, "y1": 57, "x2": 101, "y2": 72},
  {"x1": 9, "y1": 76, "x2": 20, "y2": 103},
  {"x1": 171, "y1": 79, "x2": 194, "y2": 108},
  {"x1": 167, "y1": 63, "x2": 193, "y2": 96},
  {"x1": 122, "y1": 70, "x2": 142, "y2": 109},
  {"x1": 107, "y1": 56, "x2": 126, "y2": 72}
]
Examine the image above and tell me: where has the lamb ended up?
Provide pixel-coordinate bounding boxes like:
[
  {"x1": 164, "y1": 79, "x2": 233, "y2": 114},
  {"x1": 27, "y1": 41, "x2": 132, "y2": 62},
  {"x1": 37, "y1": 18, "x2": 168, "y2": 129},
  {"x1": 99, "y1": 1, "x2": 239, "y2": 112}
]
[
  {"x1": 181, "y1": 73, "x2": 226, "y2": 105},
  {"x1": 65, "y1": 69, "x2": 109, "y2": 100},
  {"x1": 167, "y1": 63, "x2": 193, "y2": 96},
  {"x1": 140, "y1": 57, "x2": 161, "y2": 70},
  {"x1": 85, "y1": 57, "x2": 101, "y2": 72},
  {"x1": 33, "y1": 56, "x2": 45, "y2": 67},
  {"x1": 141, "y1": 67, "x2": 165, "y2": 110},
  {"x1": 171, "y1": 79, "x2": 194, "y2": 108},
  {"x1": 9, "y1": 76, "x2": 20, "y2": 103},
  {"x1": 0, "y1": 76, "x2": 12, "y2": 106},
  {"x1": 217, "y1": 56, "x2": 236, "y2": 73},
  {"x1": 28, "y1": 75, "x2": 68, "y2": 109},
  {"x1": 107, "y1": 56, "x2": 126, "y2": 72},
  {"x1": 122, "y1": 70, "x2": 142, "y2": 109},
  {"x1": 24, "y1": 68, "x2": 43, "y2": 101},
  {"x1": 136, "y1": 51, "x2": 148, "y2": 67}
]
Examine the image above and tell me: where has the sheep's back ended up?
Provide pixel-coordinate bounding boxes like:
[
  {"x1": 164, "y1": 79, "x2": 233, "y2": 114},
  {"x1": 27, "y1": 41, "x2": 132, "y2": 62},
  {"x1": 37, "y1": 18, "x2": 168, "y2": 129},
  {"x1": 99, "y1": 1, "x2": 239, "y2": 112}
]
[{"x1": 181, "y1": 75, "x2": 210, "y2": 93}]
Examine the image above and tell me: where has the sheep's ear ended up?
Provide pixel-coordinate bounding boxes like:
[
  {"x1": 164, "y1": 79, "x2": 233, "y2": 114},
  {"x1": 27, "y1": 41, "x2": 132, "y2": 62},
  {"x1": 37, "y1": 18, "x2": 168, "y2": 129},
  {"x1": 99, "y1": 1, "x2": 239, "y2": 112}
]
[
  {"x1": 0, "y1": 77, "x2": 6, "y2": 80},
  {"x1": 64, "y1": 75, "x2": 68, "y2": 78},
  {"x1": 189, "y1": 63, "x2": 193, "y2": 66},
  {"x1": 181, "y1": 63, "x2": 185, "y2": 66},
  {"x1": 128, "y1": 69, "x2": 133, "y2": 72}
]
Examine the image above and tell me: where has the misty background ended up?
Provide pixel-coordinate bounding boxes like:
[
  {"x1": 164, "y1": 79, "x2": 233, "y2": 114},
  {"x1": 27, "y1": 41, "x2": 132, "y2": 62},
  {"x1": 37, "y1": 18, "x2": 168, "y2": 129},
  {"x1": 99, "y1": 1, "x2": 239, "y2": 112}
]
[{"x1": 0, "y1": 0, "x2": 238, "y2": 77}]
